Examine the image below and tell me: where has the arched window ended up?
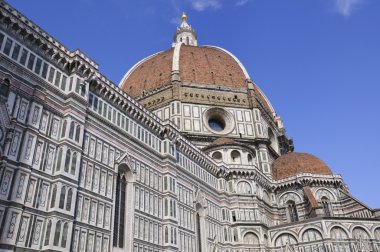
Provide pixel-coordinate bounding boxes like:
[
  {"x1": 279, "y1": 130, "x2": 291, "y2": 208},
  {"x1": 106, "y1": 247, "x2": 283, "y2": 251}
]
[
  {"x1": 113, "y1": 174, "x2": 127, "y2": 248},
  {"x1": 231, "y1": 150, "x2": 241, "y2": 164},
  {"x1": 330, "y1": 227, "x2": 348, "y2": 239},
  {"x1": 302, "y1": 229, "x2": 323, "y2": 242},
  {"x1": 211, "y1": 151, "x2": 222, "y2": 162},
  {"x1": 61, "y1": 120, "x2": 67, "y2": 138},
  {"x1": 69, "y1": 121, "x2": 75, "y2": 139},
  {"x1": 55, "y1": 148, "x2": 63, "y2": 171},
  {"x1": 287, "y1": 201, "x2": 298, "y2": 222},
  {"x1": 70, "y1": 152, "x2": 77, "y2": 175},
  {"x1": 247, "y1": 154, "x2": 253, "y2": 165},
  {"x1": 243, "y1": 232, "x2": 259, "y2": 245},
  {"x1": 66, "y1": 189, "x2": 72, "y2": 211},
  {"x1": 321, "y1": 197, "x2": 332, "y2": 216},
  {"x1": 64, "y1": 149, "x2": 71, "y2": 173},
  {"x1": 275, "y1": 233, "x2": 297, "y2": 247},
  {"x1": 237, "y1": 181, "x2": 252, "y2": 194},
  {"x1": 374, "y1": 228, "x2": 380, "y2": 240},
  {"x1": 75, "y1": 125, "x2": 81, "y2": 142},
  {"x1": 61, "y1": 222, "x2": 68, "y2": 247},
  {"x1": 352, "y1": 227, "x2": 370, "y2": 240},
  {"x1": 50, "y1": 185, "x2": 57, "y2": 208},
  {"x1": 186, "y1": 37, "x2": 189, "y2": 45},
  {"x1": 53, "y1": 221, "x2": 61, "y2": 246},
  {"x1": 44, "y1": 220, "x2": 52, "y2": 245},
  {"x1": 59, "y1": 186, "x2": 66, "y2": 209}
]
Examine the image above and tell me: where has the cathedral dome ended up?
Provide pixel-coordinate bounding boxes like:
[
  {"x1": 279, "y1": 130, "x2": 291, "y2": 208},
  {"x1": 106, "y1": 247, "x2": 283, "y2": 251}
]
[
  {"x1": 120, "y1": 45, "x2": 249, "y2": 97},
  {"x1": 119, "y1": 13, "x2": 277, "y2": 118},
  {"x1": 272, "y1": 152, "x2": 333, "y2": 180}
]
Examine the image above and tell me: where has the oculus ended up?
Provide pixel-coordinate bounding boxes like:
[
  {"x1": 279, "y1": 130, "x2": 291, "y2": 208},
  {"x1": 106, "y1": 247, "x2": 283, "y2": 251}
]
[{"x1": 203, "y1": 107, "x2": 234, "y2": 135}]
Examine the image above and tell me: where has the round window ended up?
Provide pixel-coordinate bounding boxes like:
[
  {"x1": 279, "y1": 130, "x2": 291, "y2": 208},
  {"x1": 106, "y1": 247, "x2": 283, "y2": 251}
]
[
  {"x1": 211, "y1": 151, "x2": 223, "y2": 162},
  {"x1": 208, "y1": 118, "x2": 225, "y2": 131},
  {"x1": 203, "y1": 107, "x2": 234, "y2": 135}
]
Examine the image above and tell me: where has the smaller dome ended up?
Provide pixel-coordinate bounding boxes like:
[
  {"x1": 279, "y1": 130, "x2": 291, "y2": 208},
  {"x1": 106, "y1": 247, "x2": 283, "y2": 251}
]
[{"x1": 272, "y1": 152, "x2": 332, "y2": 180}]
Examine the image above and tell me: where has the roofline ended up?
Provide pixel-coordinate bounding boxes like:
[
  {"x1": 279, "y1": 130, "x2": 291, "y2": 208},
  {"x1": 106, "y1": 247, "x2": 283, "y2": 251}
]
[{"x1": 254, "y1": 84, "x2": 276, "y2": 115}]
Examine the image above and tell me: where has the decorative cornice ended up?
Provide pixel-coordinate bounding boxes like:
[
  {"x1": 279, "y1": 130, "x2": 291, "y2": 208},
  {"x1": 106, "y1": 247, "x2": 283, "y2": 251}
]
[
  {"x1": 272, "y1": 173, "x2": 345, "y2": 191},
  {"x1": 0, "y1": 1, "x2": 98, "y2": 78}
]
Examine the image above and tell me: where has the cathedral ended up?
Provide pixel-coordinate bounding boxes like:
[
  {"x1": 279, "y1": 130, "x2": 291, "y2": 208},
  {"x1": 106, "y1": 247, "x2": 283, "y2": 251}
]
[{"x1": 0, "y1": 1, "x2": 379, "y2": 251}]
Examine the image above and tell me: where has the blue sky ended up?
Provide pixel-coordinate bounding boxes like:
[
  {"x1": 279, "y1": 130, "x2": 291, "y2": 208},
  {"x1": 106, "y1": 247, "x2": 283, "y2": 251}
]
[{"x1": 7, "y1": 0, "x2": 379, "y2": 207}]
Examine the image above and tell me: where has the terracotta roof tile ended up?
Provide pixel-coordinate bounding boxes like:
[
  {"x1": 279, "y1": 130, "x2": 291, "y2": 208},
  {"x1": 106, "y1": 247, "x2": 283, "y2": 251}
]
[
  {"x1": 120, "y1": 45, "x2": 248, "y2": 97},
  {"x1": 121, "y1": 48, "x2": 174, "y2": 97},
  {"x1": 212, "y1": 137, "x2": 236, "y2": 145},
  {"x1": 179, "y1": 46, "x2": 247, "y2": 88},
  {"x1": 272, "y1": 152, "x2": 332, "y2": 180}
]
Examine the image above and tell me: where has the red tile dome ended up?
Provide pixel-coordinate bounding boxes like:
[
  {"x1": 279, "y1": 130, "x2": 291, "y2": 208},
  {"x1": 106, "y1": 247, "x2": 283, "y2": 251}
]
[
  {"x1": 120, "y1": 45, "x2": 249, "y2": 97},
  {"x1": 272, "y1": 152, "x2": 333, "y2": 180}
]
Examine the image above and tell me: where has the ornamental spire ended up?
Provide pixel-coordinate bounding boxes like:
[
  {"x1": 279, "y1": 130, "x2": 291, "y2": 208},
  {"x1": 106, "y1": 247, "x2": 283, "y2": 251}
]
[
  {"x1": 182, "y1": 12, "x2": 187, "y2": 22},
  {"x1": 172, "y1": 12, "x2": 197, "y2": 47}
]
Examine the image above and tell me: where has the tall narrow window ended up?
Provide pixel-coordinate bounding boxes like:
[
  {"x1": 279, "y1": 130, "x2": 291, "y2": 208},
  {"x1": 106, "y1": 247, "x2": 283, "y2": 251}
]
[
  {"x1": 287, "y1": 201, "x2": 298, "y2": 222},
  {"x1": 232, "y1": 211, "x2": 237, "y2": 222},
  {"x1": 233, "y1": 228, "x2": 239, "y2": 242},
  {"x1": 61, "y1": 120, "x2": 67, "y2": 138},
  {"x1": 53, "y1": 221, "x2": 61, "y2": 246},
  {"x1": 165, "y1": 226, "x2": 169, "y2": 243},
  {"x1": 59, "y1": 186, "x2": 66, "y2": 209},
  {"x1": 11, "y1": 43, "x2": 20, "y2": 60},
  {"x1": 66, "y1": 189, "x2": 72, "y2": 211},
  {"x1": 113, "y1": 174, "x2": 127, "y2": 248},
  {"x1": 247, "y1": 154, "x2": 253, "y2": 165},
  {"x1": 3, "y1": 38, "x2": 13, "y2": 55},
  {"x1": 322, "y1": 198, "x2": 331, "y2": 217},
  {"x1": 113, "y1": 174, "x2": 120, "y2": 246},
  {"x1": 64, "y1": 149, "x2": 71, "y2": 173},
  {"x1": 50, "y1": 185, "x2": 57, "y2": 208},
  {"x1": 44, "y1": 220, "x2": 52, "y2": 245},
  {"x1": 69, "y1": 121, "x2": 75, "y2": 139},
  {"x1": 164, "y1": 198, "x2": 168, "y2": 216},
  {"x1": 75, "y1": 125, "x2": 81, "y2": 142},
  {"x1": 61, "y1": 223, "x2": 68, "y2": 247},
  {"x1": 19, "y1": 48, "x2": 28, "y2": 65},
  {"x1": 70, "y1": 152, "x2": 77, "y2": 175},
  {"x1": 196, "y1": 212, "x2": 202, "y2": 252},
  {"x1": 55, "y1": 148, "x2": 63, "y2": 171}
]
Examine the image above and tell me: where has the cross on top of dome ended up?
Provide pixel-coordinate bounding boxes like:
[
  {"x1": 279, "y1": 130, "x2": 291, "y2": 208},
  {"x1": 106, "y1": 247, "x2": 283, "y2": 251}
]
[{"x1": 172, "y1": 12, "x2": 197, "y2": 47}]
